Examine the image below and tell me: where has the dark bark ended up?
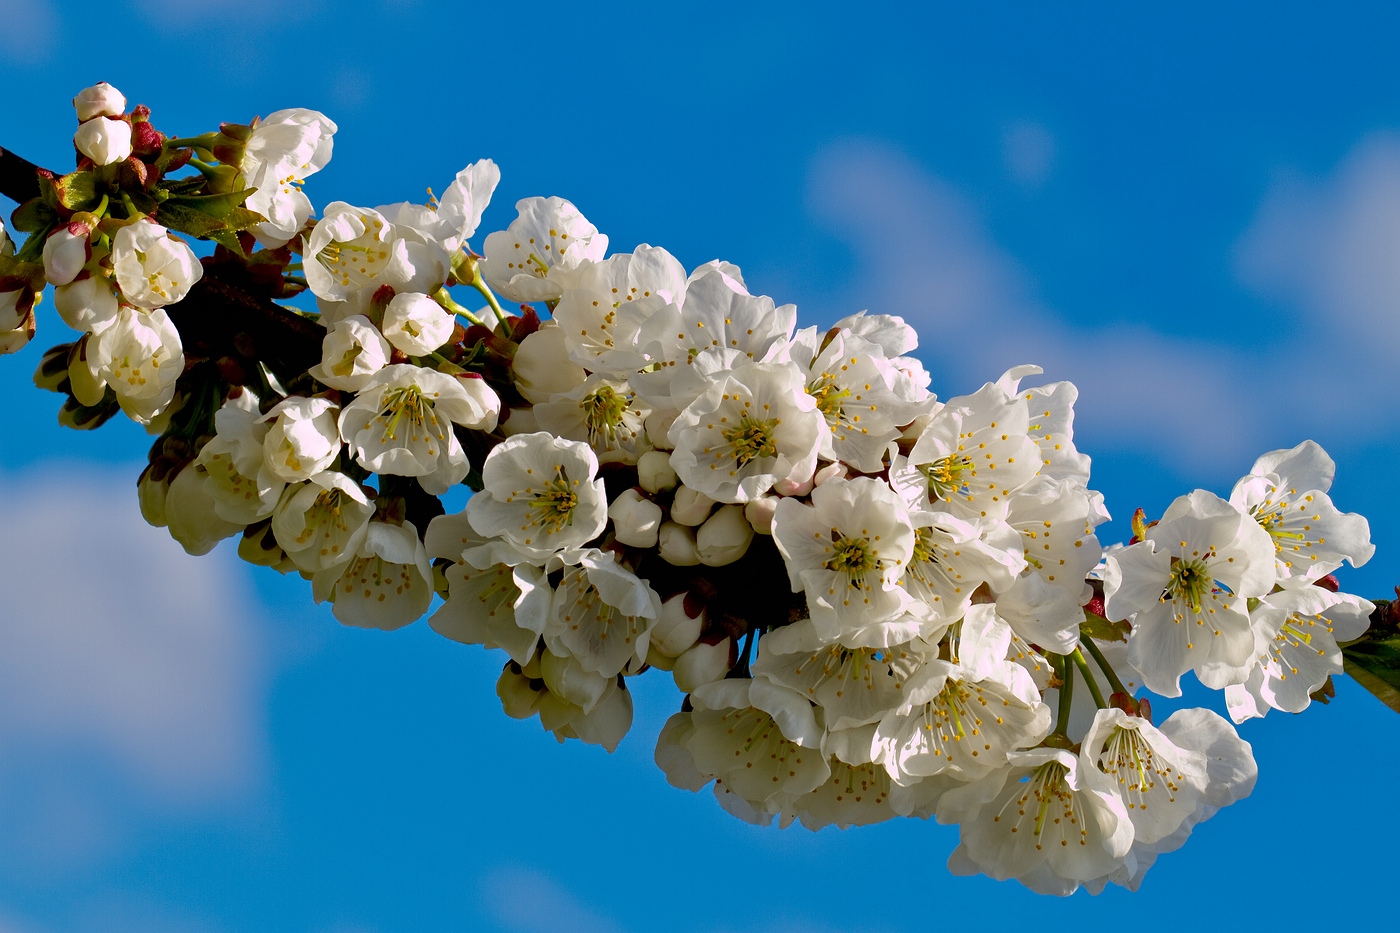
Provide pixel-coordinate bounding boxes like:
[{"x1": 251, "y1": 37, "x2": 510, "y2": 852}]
[{"x1": 0, "y1": 146, "x2": 43, "y2": 205}]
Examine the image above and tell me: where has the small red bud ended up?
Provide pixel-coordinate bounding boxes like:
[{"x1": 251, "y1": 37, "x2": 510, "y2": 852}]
[
  {"x1": 1085, "y1": 594, "x2": 1106, "y2": 619},
  {"x1": 1137, "y1": 697, "x2": 1152, "y2": 722},
  {"x1": 389, "y1": 349, "x2": 410, "y2": 365},
  {"x1": 1314, "y1": 574, "x2": 1340, "y2": 592},
  {"x1": 131, "y1": 121, "x2": 165, "y2": 154}
]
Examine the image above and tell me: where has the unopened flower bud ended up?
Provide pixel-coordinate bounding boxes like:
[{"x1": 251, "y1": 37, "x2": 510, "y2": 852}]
[
  {"x1": 743, "y1": 495, "x2": 778, "y2": 535},
  {"x1": 773, "y1": 473, "x2": 814, "y2": 497},
  {"x1": 497, "y1": 664, "x2": 542, "y2": 719},
  {"x1": 540, "y1": 650, "x2": 610, "y2": 713},
  {"x1": 164, "y1": 464, "x2": 243, "y2": 556},
  {"x1": 238, "y1": 520, "x2": 294, "y2": 571},
  {"x1": 658, "y1": 521, "x2": 700, "y2": 566},
  {"x1": 73, "y1": 82, "x2": 127, "y2": 121},
  {"x1": 644, "y1": 409, "x2": 678, "y2": 449},
  {"x1": 308, "y1": 315, "x2": 390, "y2": 392},
  {"x1": 697, "y1": 504, "x2": 753, "y2": 566},
  {"x1": 42, "y1": 223, "x2": 91, "y2": 287},
  {"x1": 670, "y1": 485, "x2": 715, "y2": 526},
  {"x1": 381, "y1": 291, "x2": 454, "y2": 356},
  {"x1": 512, "y1": 322, "x2": 586, "y2": 403},
  {"x1": 813, "y1": 462, "x2": 847, "y2": 487},
  {"x1": 608, "y1": 488, "x2": 663, "y2": 548},
  {"x1": 33, "y1": 343, "x2": 72, "y2": 393},
  {"x1": 651, "y1": 592, "x2": 705, "y2": 658},
  {"x1": 137, "y1": 463, "x2": 170, "y2": 527},
  {"x1": 53, "y1": 276, "x2": 118, "y2": 331},
  {"x1": 637, "y1": 449, "x2": 678, "y2": 494},
  {"x1": 673, "y1": 637, "x2": 732, "y2": 693},
  {"x1": 73, "y1": 116, "x2": 133, "y2": 165}
]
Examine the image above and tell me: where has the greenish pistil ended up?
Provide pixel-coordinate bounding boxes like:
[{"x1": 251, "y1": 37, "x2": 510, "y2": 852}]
[
  {"x1": 527, "y1": 467, "x2": 578, "y2": 533},
  {"x1": 1254, "y1": 502, "x2": 1306, "y2": 547},
  {"x1": 722, "y1": 416, "x2": 779, "y2": 468},
  {"x1": 808, "y1": 374, "x2": 850, "y2": 421},
  {"x1": 1167, "y1": 558, "x2": 1213, "y2": 612},
  {"x1": 826, "y1": 535, "x2": 878, "y2": 577},
  {"x1": 580, "y1": 385, "x2": 631, "y2": 445},
  {"x1": 920, "y1": 455, "x2": 972, "y2": 501},
  {"x1": 379, "y1": 385, "x2": 429, "y2": 441},
  {"x1": 331, "y1": 344, "x2": 364, "y2": 377},
  {"x1": 910, "y1": 526, "x2": 936, "y2": 566}
]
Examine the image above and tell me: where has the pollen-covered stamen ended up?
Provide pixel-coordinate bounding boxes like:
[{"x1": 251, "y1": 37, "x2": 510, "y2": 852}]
[
  {"x1": 579, "y1": 384, "x2": 638, "y2": 450},
  {"x1": 792, "y1": 645, "x2": 891, "y2": 698},
  {"x1": 919, "y1": 454, "x2": 975, "y2": 502},
  {"x1": 915, "y1": 679, "x2": 989, "y2": 766},
  {"x1": 525, "y1": 466, "x2": 580, "y2": 533},
  {"x1": 1096, "y1": 727, "x2": 1180, "y2": 812},
  {"x1": 1165, "y1": 557, "x2": 1214, "y2": 613},
  {"x1": 721, "y1": 415, "x2": 779, "y2": 469},
  {"x1": 377, "y1": 385, "x2": 447, "y2": 446},
  {"x1": 991, "y1": 761, "x2": 1089, "y2": 849},
  {"x1": 466, "y1": 565, "x2": 519, "y2": 618},
  {"x1": 1249, "y1": 494, "x2": 1324, "y2": 568},
  {"x1": 317, "y1": 230, "x2": 391, "y2": 290},
  {"x1": 1264, "y1": 611, "x2": 1333, "y2": 675}
]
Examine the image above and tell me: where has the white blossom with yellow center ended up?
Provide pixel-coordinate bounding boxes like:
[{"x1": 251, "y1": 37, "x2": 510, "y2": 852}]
[
  {"x1": 466, "y1": 431, "x2": 608, "y2": 558},
  {"x1": 480, "y1": 196, "x2": 609, "y2": 304},
  {"x1": 312, "y1": 519, "x2": 433, "y2": 631},
  {"x1": 195, "y1": 390, "x2": 284, "y2": 525},
  {"x1": 240, "y1": 108, "x2": 337, "y2": 248},
  {"x1": 80, "y1": 306, "x2": 184, "y2": 424},
  {"x1": 544, "y1": 548, "x2": 663, "y2": 677},
  {"x1": 304, "y1": 204, "x2": 450, "y2": 324},
  {"x1": 111, "y1": 219, "x2": 203, "y2": 310},
  {"x1": 272, "y1": 470, "x2": 374, "y2": 575},
  {"x1": 533, "y1": 373, "x2": 650, "y2": 465}
]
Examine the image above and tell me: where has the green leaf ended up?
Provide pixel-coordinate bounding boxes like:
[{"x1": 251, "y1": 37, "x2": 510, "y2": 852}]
[
  {"x1": 161, "y1": 188, "x2": 255, "y2": 219},
  {"x1": 10, "y1": 197, "x2": 58, "y2": 234},
  {"x1": 157, "y1": 176, "x2": 207, "y2": 197},
  {"x1": 1080, "y1": 609, "x2": 1130, "y2": 643},
  {"x1": 54, "y1": 170, "x2": 103, "y2": 211},
  {"x1": 1343, "y1": 634, "x2": 1400, "y2": 713}
]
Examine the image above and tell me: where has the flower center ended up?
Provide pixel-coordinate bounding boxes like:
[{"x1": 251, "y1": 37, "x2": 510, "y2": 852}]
[
  {"x1": 919, "y1": 455, "x2": 973, "y2": 501},
  {"x1": 992, "y1": 761, "x2": 1087, "y2": 850},
  {"x1": 331, "y1": 344, "x2": 364, "y2": 377},
  {"x1": 721, "y1": 415, "x2": 779, "y2": 469},
  {"x1": 580, "y1": 385, "x2": 632, "y2": 445},
  {"x1": 319, "y1": 235, "x2": 391, "y2": 290},
  {"x1": 807, "y1": 373, "x2": 850, "y2": 421},
  {"x1": 1166, "y1": 558, "x2": 1212, "y2": 611},
  {"x1": 1097, "y1": 727, "x2": 1181, "y2": 812},
  {"x1": 825, "y1": 534, "x2": 877, "y2": 576},
  {"x1": 1252, "y1": 498, "x2": 1308, "y2": 551},
  {"x1": 527, "y1": 466, "x2": 579, "y2": 533},
  {"x1": 378, "y1": 385, "x2": 434, "y2": 442}
]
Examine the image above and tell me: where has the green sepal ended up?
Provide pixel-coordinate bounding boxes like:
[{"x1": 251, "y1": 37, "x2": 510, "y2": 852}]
[
  {"x1": 54, "y1": 170, "x2": 103, "y2": 211},
  {"x1": 11, "y1": 196, "x2": 59, "y2": 235},
  {"x1": 1080, "y1": 608, "x2": 1130, "y2": 643},
  {"x1": 1342, "y1": 632, "x2": 1400, "y2": 714}
]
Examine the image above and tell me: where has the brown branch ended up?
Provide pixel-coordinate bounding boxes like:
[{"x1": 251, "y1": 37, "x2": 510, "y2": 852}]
[{"x1": 2, "y1": 145, "x2": 322, "y2": 383}]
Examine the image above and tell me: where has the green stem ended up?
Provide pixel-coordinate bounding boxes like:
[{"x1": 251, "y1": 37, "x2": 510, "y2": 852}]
[
  {"x1": 1070, "y1": 648, "x2": 1108, "y2": 709},
  {"x1": 1052, "y1": 652, "x2": 1074, "y2": 737},
  {"x1": 1082, "y1": 637, "x2": 1129, "y2": 697},
  {"x1": 433, "y1": 287, "x2": 488, "y2": 328},
  {"x1": 469, "y1": 269, "x2": 510, "y2": 328}
]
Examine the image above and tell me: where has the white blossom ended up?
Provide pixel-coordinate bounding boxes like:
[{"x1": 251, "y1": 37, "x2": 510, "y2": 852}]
[
  {"x1": 550, "y1": 244, "x2": 687, "y2": 375},
  {"x1": 545, "y1": 549, "x2": 662, "y2": 677},
  {"x1": 1229, "y1": 440, "x2": 1374, "y2": 581},
  {"x1": 900, "y1": 509, "x2": 1025, "y2": 629},
  {"x1": 240, "y1": 108, "x2": 337, "y2": 247},
  {"x1": 304, "y1": 203, "x2": 450, "y2": 321},
  {"x1": 308, "y1": 314, "x2": 391, "y2": 392},
  {"x1": 511, "y1": 322, "x2": 588, "y2": 404},
  {"x1": 79, "y1": 306, "x2": 184, "y2": 424},
  {"x1": 272, "y1": 471, "x2": 375, "y2": 574},
  {"x1": 73, "y1": 82, "x2": 126, "y2": 121},
  {"x1": 480, "y1": 197, "x2": 608, "y2": 303},
  {"x1": 465, "y1": 432, "x2": 607, "y2": 557},
  {"x1": 673, "y1": 638, "x2": 733, "y2": 693},
  {"x1": 195, "y1": 390, "x2": 282, "y2": 525},
  {"x1": 53, "y1": 276, "x2": 118, "y2": 332},
  {"x1": 313, "y1": 520, "x2": 433, "y2": 630},
  {"x1": 339, "y1": 364, "x2": 498, "y2": 494},
  {"x1": 380, "y1": 291, "x2": 454, "y2": 356},
  {"x1": 1105, "y1": 490, "x2": 1277, "y2": 697},
  {"x1": 111, "y1": 219, "x2": 203, "y2": 309},
  {"x1": 378, "y1": 160, "x2": 499, "y2": 254},
  {"x1": 164, "y1": 464, "x2": 243, "y2": 556},
  {"x1": 260, "y1": 396, "x2": 340, "y2": 482},
  {"x1": 534, "y1": 373, "x2": 650, "y2": 464}
]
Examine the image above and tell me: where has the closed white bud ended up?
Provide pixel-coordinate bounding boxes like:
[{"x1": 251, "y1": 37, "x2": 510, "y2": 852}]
[
  {"x1": 137, "y1": 465, "x2": 170, "y2": 527},
  {"x1": 673, "y1": 638, "x2": 732, "y2": 693},
  {"x1": 308, "y1": 315, "x2": 390, "y2": 392},
  {"x1": 73, "y1": 82, "x2": 126, "y2": 121},
  {"x1": 813, "y1": 462, "x2": 847, "y2": 487},
  {"x1": 42, "y1": 224, "x2": 91, "y2": 287},
  {"x1": 165, "y1": 465, "x2": 242, "y2": 556},
  {"x1": 497, "y1": 665, "x2": 542, "y2": 719},
  {"x1": 772, "y1": 473, "x2": 814, "y2": 497},
  {"x1": 53, "y1": 276, "x2": 118, "y2": 331},
  {"x1": 607, "y1": 488, "x2": 663, "y2": 548},
  {"x1": 73, "y1": 117, "x2": 132, "y2": 165},
  {"x1": 743, "y1": 495, "x2": 778, "y2": 535},
  {"x1": 657, "y1": 520, "x2": 700, "y2": 566},
  {"x1": 644, "y1": 409, "x2": 678, "y2": 450},
  {"x1": 651, "y1": 592, "x2": 704, "y2": 658},
  {"x1": 512, "y1": 322, "x2": 586, "y2": 403},
  {"x1": 697, "y1": 504, "x2": 753, "y2": 566},
  {"x1": 637, "y1": 449, "x2": 678, "y2": 494},
  {"x1": 381, "y1": 291, "x2": 454, "y2": 356},
  {"x1": 670, "y1": 484, "x2": 716, "y2": 526}
]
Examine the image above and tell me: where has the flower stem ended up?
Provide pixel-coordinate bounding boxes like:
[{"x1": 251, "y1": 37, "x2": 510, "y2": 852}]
[
  {"x1": 1070, "y1": 648, "x2": 1108, "y2": 709},
  {"x1": 1052, "y1": 652, "x2": 1074, "y2": 737},
  {"x1": 469, "y1": 268, "x2": 510, "y2": 329},
  {"x1": 1081, "y1": 637, "x2": 1130, "y2": 697},
  {"x1": 433, "y1": 288, "x2": 488, "y2": 328}
]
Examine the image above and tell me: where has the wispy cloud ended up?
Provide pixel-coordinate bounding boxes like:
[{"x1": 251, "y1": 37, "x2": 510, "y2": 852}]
[
  {"x1": 479, "y1": 867, "x2": 623, "y2": 933},
  {"x1": 0, "y1": 0, "x2": 55, "y2": 64},
  {"x1": 805, "y1": 139, "x2": 1269, "y2": 473},
  {"x1": 0, "y1": 463, "x2": 268, "y2": 868}
]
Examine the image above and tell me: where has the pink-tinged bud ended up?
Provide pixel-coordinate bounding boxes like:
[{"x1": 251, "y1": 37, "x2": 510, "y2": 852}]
[
  {"x1": 743, "y1": 496, "x2": 778, "y2": 535},
  {"x1": 670, "y1": 485, "x2": 716, "y2": 526},
  {"x1": 608, "y1": 488, "x2": 663, "y2": 549},
  {"x1": 42, "y1": 224, "x2": 92, "y2": 287},
  {"x1": 1314, "y1": 574, "x2": 1340, "y2": 592},
  {"x1": 673, "y1": 637, "x2": 732, "y2": 693},
  {"x1": 813, "y1": 462, "x2": 846, "y2": 487},
  {"x1": 72, "y1": 82, "x2": 126, "y2": 121},
  {"x1": 73, "y1": 116, "x2": 132, "y2": 165},
  {"x1": 131, "y1": 120, "x2": 165, "y2": 155},
  {"x1": 1084, "y1": 593, "x2": 1106, "y2": 619},
  {"x1": 773, "y1": 473, "x2": 815, "y2": 497},
  {"x1": 1136, "y1": 696, "x2": 1152, "y2": 722}
]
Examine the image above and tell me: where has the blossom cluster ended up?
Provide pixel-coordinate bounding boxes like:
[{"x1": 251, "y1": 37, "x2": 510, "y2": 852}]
[{"x1": 0, "y1": 84, "x2": 1381, "y2": 896}]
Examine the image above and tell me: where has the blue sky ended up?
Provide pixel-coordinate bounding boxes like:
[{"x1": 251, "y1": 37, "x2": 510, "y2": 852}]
[{"x1": 1, "y1": 1, "x2": 1398, "y2": 929}]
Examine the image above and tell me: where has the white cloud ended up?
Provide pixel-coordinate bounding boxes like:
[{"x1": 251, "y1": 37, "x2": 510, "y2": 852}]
[
  {"x1": 1002, "y1": 121, "x2": 1055, "y2": 186},
  {"x1": 0, "y1": 0, "x2": 55, "y2": 63},
  {"x1": 480, "y1": 867, "x2": 622, "y2": 933},
  {"x1": 805, "y1": 139, "x2": 1268, "y2": 472},
  {"x1": 0, "y1": 463, "x2": 268, "y2": 866}
]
